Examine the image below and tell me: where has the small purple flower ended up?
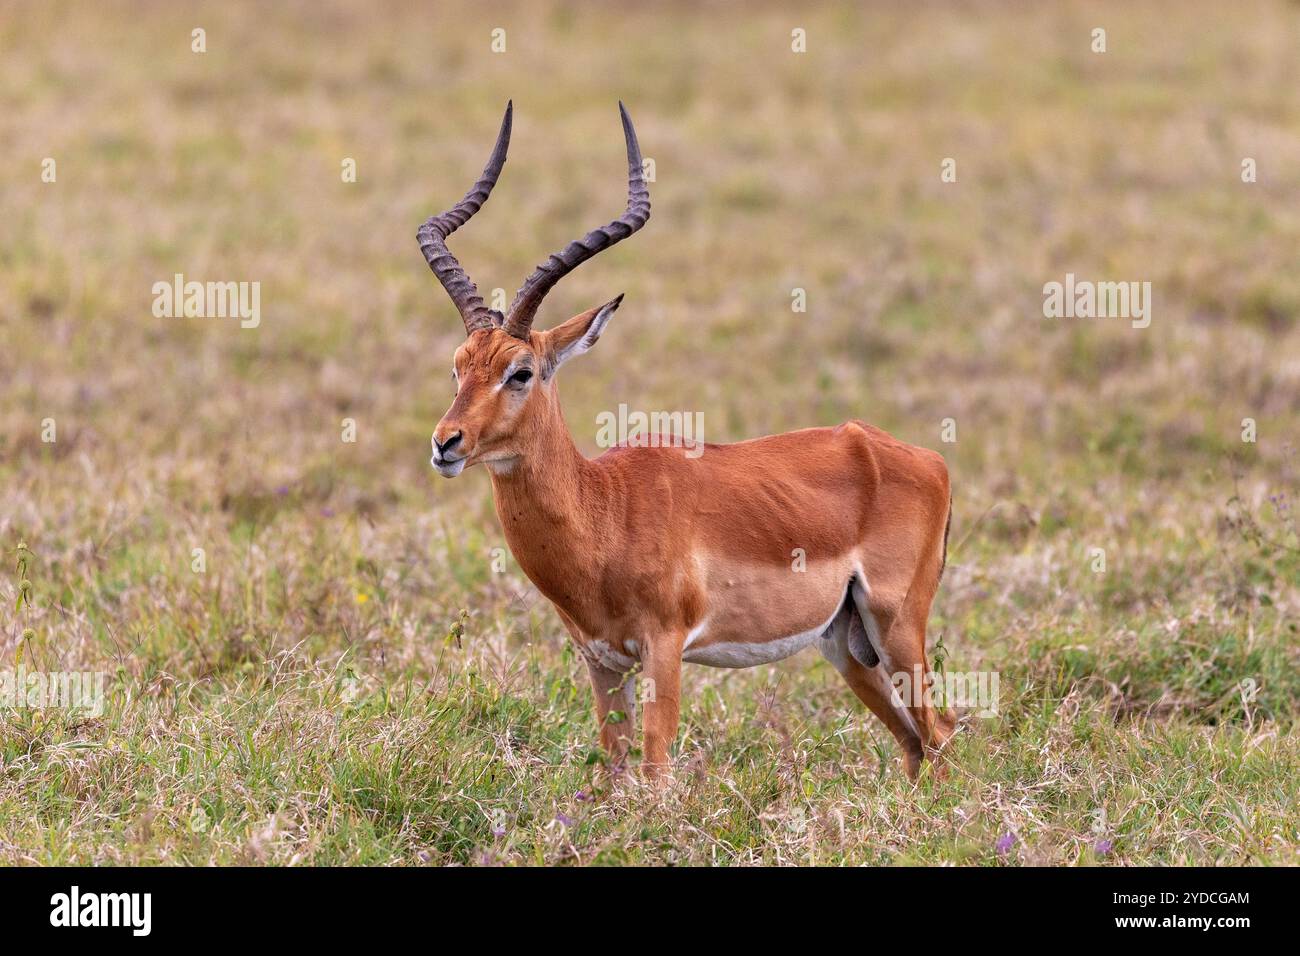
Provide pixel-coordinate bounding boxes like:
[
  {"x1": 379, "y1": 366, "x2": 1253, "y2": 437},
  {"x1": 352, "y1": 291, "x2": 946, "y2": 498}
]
[
  {"x1": 555, "y1": 812, "x2": 575, "y2": 828},
  {"x1": 1094, "y1": 838, "x2": 1114, "y2": 856},
  {"x1": 491, "y1": 825, "x2": 506, "y2": 839},
  {"x1": 995, "y1": 832, "x2": 1015, "y2": 856},
  {"x1": 574, "y1": 790, "x2": 592, "y2": 803},
  {"x1": 276, "y1": 484, "x2": 290, "y2": 496}
]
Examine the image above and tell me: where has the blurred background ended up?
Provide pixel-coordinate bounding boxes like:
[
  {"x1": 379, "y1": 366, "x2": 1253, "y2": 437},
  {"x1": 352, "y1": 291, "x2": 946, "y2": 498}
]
[{"x1": 0, "y1": 1, "x2": 1296, "y2": 864}]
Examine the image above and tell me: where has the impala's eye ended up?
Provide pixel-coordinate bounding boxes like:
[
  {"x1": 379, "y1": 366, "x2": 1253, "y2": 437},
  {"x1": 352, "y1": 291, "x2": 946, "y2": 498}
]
[{"x1": 508, "y1": 368, "x2": 533, "y2": 386}]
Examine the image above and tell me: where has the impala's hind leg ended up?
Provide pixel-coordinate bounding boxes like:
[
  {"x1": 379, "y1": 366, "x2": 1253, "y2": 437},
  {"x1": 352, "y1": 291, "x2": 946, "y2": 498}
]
[
  {"x1": 898, "y1": 607, "x2": 955, "y2": 776},
  {"x1": 819, "y1": 597, "x2": 926, "y2": 779},
  {"x1": 854, "y1": 577, "x2": 954, "y2": 779}
]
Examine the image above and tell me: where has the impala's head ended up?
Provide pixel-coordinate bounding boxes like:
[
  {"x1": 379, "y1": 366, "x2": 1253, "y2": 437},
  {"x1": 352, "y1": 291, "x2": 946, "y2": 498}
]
[{"x1": 417, "y1": 101, "x2": 649, "y2": 478}]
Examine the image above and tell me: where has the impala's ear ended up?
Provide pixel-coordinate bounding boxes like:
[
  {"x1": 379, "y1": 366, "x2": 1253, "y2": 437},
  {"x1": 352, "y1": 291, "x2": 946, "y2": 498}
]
[{"x1": 540, "y1": 294, "x2": 623, "y2": 377}]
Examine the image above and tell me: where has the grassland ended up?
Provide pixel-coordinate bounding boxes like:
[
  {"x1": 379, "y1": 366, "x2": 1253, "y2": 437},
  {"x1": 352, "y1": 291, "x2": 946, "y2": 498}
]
[{"x1": 0, "y1": 0, "x2": 1297, "y2": 865}]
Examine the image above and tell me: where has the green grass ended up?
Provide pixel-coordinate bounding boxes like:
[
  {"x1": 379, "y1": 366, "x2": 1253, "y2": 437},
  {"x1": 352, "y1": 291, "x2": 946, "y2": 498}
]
[{"x1": 1, "y1": 0, "x2": 1298, "y2": 865}]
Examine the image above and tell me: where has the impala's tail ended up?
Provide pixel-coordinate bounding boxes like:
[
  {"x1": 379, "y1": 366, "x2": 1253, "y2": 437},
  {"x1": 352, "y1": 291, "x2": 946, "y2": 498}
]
[{"x1": 938, "y1": 494, "x2": 952, "y2": 583}]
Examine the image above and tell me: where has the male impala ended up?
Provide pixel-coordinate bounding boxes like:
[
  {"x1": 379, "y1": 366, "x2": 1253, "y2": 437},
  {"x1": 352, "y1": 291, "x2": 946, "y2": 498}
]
[{"x1": 420, "y1": 102, "x2": 955, "y2": 780}]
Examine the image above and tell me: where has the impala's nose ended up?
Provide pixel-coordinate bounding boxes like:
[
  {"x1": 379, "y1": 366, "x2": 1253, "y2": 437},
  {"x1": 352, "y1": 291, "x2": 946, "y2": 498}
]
[
  {"x1": 431, "y1": 429, "x2": 467, "y2": 477},
  {"x1": 433, "y1": 430, "x2": 462, "y2": 457}
]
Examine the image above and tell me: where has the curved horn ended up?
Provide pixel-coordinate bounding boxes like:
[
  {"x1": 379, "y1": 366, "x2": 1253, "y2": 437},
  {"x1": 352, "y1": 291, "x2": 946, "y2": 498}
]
[
  {"x1": 502, "y1": 102, "x2": 650, "y2": 339},
  {"x1": 417, "y1": 101, "x2": 512, "y2": 335}
]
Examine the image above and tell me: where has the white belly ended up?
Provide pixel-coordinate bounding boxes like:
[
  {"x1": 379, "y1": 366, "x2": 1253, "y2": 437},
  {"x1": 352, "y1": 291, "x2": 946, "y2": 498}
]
[
  {"x1": 679, "y1": 551, "x2": 855, "y2": 669},
  {"x1": 681, "y1": 608, "x2": 836, "y2": 669}
]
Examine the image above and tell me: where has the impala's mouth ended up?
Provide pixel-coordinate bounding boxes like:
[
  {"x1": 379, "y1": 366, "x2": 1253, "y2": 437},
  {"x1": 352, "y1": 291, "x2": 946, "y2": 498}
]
[{"x1": 430, "y1": 451, "x2": 467, "y2": 477}]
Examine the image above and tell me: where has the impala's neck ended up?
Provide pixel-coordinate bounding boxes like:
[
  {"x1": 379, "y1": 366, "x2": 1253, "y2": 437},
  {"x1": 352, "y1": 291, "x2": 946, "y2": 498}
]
[{"x1": 486, "y1": 386, "x2": 609, "y2": 597}]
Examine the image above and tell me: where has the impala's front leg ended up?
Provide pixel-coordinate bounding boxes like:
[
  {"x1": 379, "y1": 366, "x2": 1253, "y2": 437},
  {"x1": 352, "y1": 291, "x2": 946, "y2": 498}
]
[
  {"x1": 640, "y1": 633, "x2": 684, "y2": 781},
  {"x1": 585, "y1": 661, "x2": 636, "y2": 773}
]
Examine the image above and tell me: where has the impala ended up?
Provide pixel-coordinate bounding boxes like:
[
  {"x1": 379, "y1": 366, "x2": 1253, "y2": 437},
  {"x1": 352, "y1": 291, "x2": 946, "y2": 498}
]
[{"x1": 419, "y1": 102, "x2": 955, "y2": 780}]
